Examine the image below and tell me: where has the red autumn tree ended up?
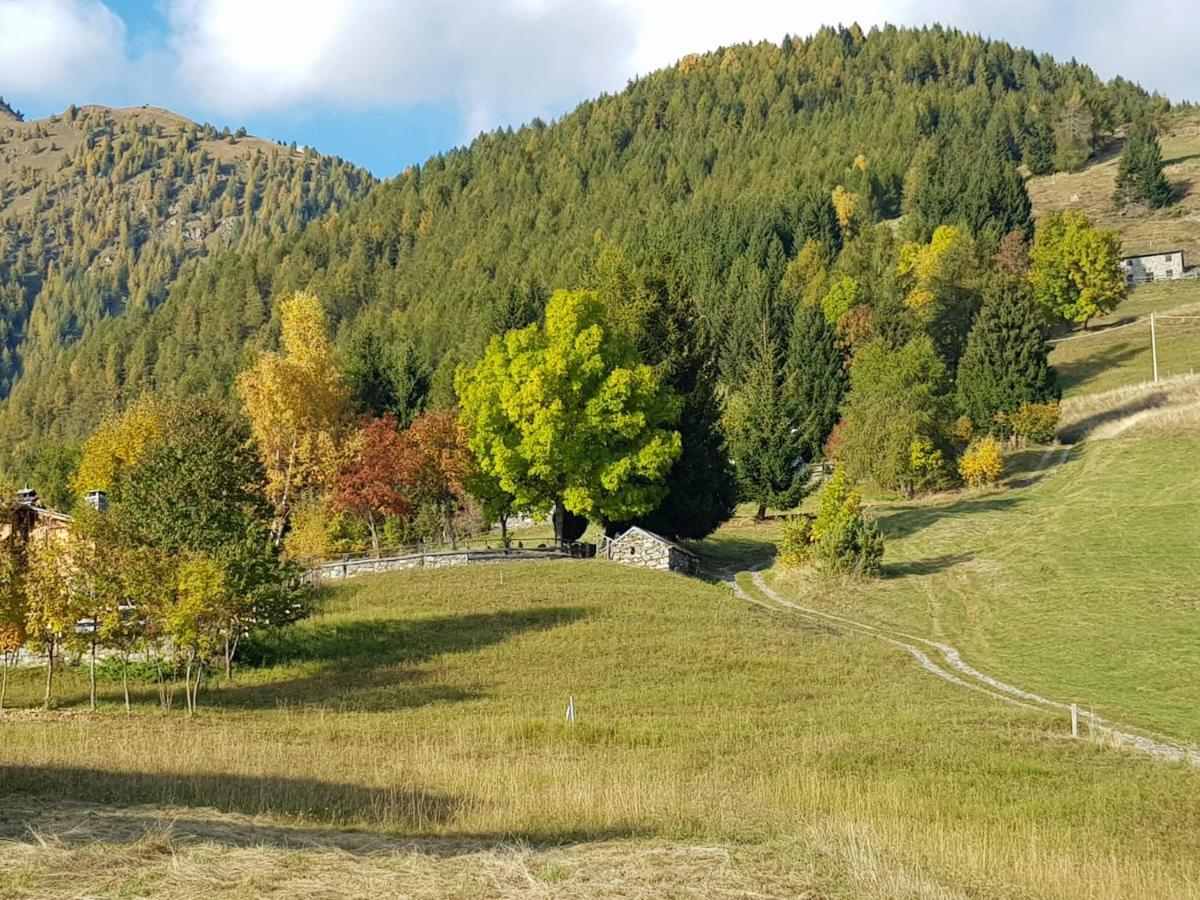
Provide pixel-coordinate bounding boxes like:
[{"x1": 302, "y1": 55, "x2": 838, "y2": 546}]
[
  {"x1": 331, "y1": 414, "x2": 413, "y2": 555},
  {"x1": 398, "y1": 409, "x2": 471, "y2": 549}
]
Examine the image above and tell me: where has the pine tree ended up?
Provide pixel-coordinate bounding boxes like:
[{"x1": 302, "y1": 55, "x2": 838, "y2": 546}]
[
  {"x1": 955, "y1": 282, "x2": 1058, "y2": 431},
  {"x1": 1113, "y1": 121, "x2": 1173, "y2": 210}
]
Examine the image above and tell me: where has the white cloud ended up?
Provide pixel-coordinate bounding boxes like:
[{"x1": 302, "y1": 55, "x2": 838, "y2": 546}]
[
  {"x1": 0, "y1": 0, "x2": 127, "y2": 103},
  {"x1": 165, "y1": 0, "x2": 639, "y2": 132},
  {"x1": 0, "y1": 0, "x2": 1196, "y2": 136}
]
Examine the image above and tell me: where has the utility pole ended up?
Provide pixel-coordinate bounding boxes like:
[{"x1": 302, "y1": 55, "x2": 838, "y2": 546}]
[{"x1": 1150, "y1": 312, "x2": 1159, "y2": 384}]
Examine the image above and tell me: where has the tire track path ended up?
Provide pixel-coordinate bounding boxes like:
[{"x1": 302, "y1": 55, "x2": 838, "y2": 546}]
[{"x1": 739, "y1": 571, "x2": 1200, "y2": 769}]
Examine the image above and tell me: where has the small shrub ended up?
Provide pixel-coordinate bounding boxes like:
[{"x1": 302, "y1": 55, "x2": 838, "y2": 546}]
[
  {"x1": 809, "y1": 467, "x2": 884, "y2": 577},
  {"x1": 907, "y1": 437, "x2": 948, "y2": 494},
  {"x1": 958, "y1": 436, "x2": 1005, "y2": 488},
  {"x1": 1009, "y1": 400, "x2": 1060, "y2": 444},
  {"x1": 777, "y1": 514, "x2": 814, "y2": 566}
]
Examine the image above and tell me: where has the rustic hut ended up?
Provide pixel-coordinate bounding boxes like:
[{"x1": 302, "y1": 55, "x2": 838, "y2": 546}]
[{"x1": 606, "y1": 526, "x2": 700, "y2": 576}]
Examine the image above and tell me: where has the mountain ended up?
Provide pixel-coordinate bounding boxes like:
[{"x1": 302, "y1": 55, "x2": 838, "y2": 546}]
[
  {"x1": 0, "y1": 104, "x2": 374, "y2": 466},
  {"x1": 0, "y1": 25, "x2": 1172, "y2": 475}
]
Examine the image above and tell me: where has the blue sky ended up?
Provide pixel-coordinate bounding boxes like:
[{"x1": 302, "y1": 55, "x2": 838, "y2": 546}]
[{"x1": 2, "y1": 1, "x2": 1197, "y2": 178}]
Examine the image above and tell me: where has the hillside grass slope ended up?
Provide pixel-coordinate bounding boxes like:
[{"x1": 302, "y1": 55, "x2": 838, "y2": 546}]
[{"x1": 2, "y1": 559, "x2": 1200, "y2": 898}]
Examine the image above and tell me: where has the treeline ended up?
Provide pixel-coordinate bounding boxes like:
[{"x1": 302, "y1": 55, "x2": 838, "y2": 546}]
[{"x1": 0, "y1": 25, "x2": 1168, "y2": 480}]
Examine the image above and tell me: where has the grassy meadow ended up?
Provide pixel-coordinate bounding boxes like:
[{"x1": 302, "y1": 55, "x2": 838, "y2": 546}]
[{"x1": 3, "y1": 559, "x2": 1200, "y2": 898}]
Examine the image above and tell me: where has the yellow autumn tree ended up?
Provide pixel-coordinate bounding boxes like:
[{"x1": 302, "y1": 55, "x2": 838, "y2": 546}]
[
  {"x1": 831, "y1": 185, "x2": 860, "y2": 235},
  {"x1": 896, "y1": 225, "x2": 977, "y2": 311},
  {"x1": 237, "y1": 291, "x2": 351, "y2": 542},
  {"x1": 71, "y1": 393, "x2": 167, "y2": 497}
]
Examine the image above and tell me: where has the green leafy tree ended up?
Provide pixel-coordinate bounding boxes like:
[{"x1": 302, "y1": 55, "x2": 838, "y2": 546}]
[
  {"x1": 1029, "y1": 210, "x2": 1126, "y2": 325},
  {"x1": 955, "y1": 282, "x2": 1058, "y2": 432},
  {"x1": 343, "y1": 322, "x2": 430, "y2": 425},
  {"x1": 167, "y1": 554, "x2": 230, "y2": 715},
  {"x1": 22, "y1": 536, "x2": 78, "y2": 708},
  {"x1": 113, "y1": 399, "x2": 298, "y2": 682},
  {"x1": 837, "y1": 336, "x2": 954, "y2": 496},
  {"x1": 456, "y1": 289, "x2": 681, "y2": 544},
  {"x1": 1113, "y1": 121, "x2": 1173, "y2": 209}
]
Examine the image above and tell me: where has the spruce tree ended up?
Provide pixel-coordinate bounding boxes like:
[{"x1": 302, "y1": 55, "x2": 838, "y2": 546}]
[
  {"x1": 786, "y1": 303, "x2": 847, "y2": 463},
  {"x1": 595, "y1": 249, "x2": 737, "y2": 539},
  {"x1": 955, "y1": 282, "x2": 1058, "y2": 432},
  {"x1": 1113, "y1": 121, "x2": 1173, "y2": 209}
]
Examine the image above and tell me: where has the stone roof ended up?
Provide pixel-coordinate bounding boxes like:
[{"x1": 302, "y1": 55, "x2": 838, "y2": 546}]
[{"x1": 611, "y1": 526, "x2": 699, "y2": 558}]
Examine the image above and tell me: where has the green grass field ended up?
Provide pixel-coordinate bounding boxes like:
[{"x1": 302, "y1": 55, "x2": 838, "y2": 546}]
[
  {"x1": 3, "y1": 559, "x2": 1200, "y2": 898},
  {"x1": 1049, "y1": 280, "x2": 1200, "y2": 397}
]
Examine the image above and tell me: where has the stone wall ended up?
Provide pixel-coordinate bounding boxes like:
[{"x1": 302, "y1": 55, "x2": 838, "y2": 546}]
[{"x1": 311, "y1": 547, "x2": 568, "y2": 582}]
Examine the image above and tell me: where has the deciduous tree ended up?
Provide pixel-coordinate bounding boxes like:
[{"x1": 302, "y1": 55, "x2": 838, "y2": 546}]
[
  {"x1": 1030, "y1": 210, "x2": 1126, "y2": 325},
  {"x1": 456, "y1": 289, "x2": 681, "y2": 544},
  {"x1": 237, "y1": 292, "x2": 352, "y2": 542},
  {"x1": 331, "y1": 414, "x2": 413, "y2": 555}
]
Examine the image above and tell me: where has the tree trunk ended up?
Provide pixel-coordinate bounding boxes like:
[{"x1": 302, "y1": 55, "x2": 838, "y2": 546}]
[
  {"x1": 122, "y1": 652, "x2": 131, "y2": 713},
  {"x1": 500, "y1": 513, "x2": 510, "y2": 550},
  {"x1": 89, "y1": 637, "x2": 97, "y2": 711},
  {"x1": 224, "y1": 634, "x2": 234, "y2": 684},
  {"x1": 552, "y1": 498, "x2": 566, "y2": 547},
  {"x1": 367, "y1": 512, "x2": 380, "y2": 557},
  {"x1": 184, "y1": 654, "x2": 194, "y2": 716},
  {"x1": 43, "y1": 640, "x2": 54, "y2": 708},
  {"x1": 1, "y1": 653, "x2": 9, "y2": 711},
  {"x1": 755, "y1": 502, "x2": 767, "y2": 522},
  {"x1": 446, "y1": 499, "x2": 457, "y2": 550}
]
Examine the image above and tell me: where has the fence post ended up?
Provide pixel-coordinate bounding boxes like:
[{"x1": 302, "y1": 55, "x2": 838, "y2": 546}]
[
  {"x1": 1071, "y1": 702, "x2": 1079, "y2": 738},
  {"x1": 1150, "y1": 312, "x2": 1159, "y2": 384}
]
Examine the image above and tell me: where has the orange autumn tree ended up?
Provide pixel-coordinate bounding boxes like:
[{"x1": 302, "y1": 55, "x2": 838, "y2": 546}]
[
  {"x1": 331, "y1": 414, "x2": 413, "y2": 556},
  {"x1": 398, "y1": 410, "x2": 471, "y2": 549}
]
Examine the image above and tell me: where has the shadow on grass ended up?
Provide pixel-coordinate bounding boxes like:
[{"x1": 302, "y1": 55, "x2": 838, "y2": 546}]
[
  {"x1": 0, "y1": 765, "x2": 460, "y2": 831},
  {"x1": 874, "y1": 495, "x2": 1023, "y2": 541},
  {"x1": 884, "y1": 553, "x2": 974, "y2": 578},
  {"x1": 216, "y1": 606, "x2": 588, "y2": 711},
  {"x1": 691, "y1": 535, "x2": 777, "y2": 582},
  {"x1": 1058, "y1": 392, "x2": 1168, "y2": 443},
  {"x1": 1053, "y1": 343, "x2": 1144, "y2": 395},
  {"x1": 0, "y1": 768, "x2": 654, "y2": 852}
]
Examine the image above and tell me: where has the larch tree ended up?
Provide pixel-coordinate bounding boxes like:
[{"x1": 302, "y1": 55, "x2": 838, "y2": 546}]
[
  {"x1": 237, "y1": 291, "x2": 352, "y2": 543},
  {"x1": 456, "y1": 289, "x2": 681, "y2": 545}
]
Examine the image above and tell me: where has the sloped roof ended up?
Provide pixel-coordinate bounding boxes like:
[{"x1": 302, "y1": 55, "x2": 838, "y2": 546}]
[{"x1": 611, "y1": 525, "x2": 699, "y2": 558}]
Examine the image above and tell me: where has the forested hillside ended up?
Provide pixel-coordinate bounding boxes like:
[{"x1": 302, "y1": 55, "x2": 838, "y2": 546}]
[
  {"x1": 0, "y1": 105, "x2": 373, "y2": 470},
  {"x1": 0, "y1": 25, "x2": 1169, "y2": 476}
]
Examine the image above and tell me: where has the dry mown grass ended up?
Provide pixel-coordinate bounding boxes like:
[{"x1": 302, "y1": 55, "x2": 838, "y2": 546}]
[
  {"x1": 1059, "y1": 372, "x2": 1200, "y2": 441},
  {"x1": 1027, "y1": 111, "x2": 1200, "y2": 259}
]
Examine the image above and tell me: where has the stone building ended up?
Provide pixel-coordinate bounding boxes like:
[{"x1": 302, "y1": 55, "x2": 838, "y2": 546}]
[
  {"x1": 606, "y1": 526, "x2": 700, "y2": 576},
  {"x1": 0, "y1": 489, "x2": 71, "y2": 546},
  {"x1": 1120, "y1": 250, "x2": 1187, "y2": 284}
]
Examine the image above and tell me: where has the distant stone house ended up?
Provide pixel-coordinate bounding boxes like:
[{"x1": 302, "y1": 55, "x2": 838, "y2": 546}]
[
  {"x1": 1120, "y1": 250, "x2": 1187, "y2": 284},
  {"x1": 605, "y1": 526, "x2": 700, "y2": 576}
]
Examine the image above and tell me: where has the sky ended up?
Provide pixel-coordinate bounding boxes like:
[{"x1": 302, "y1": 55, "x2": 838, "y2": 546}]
[{"x1": 1, "y1": 1, "x2": 1197, "y2": 178}]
